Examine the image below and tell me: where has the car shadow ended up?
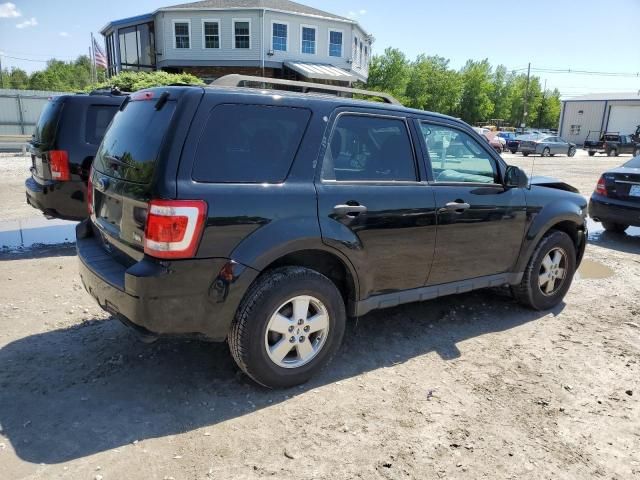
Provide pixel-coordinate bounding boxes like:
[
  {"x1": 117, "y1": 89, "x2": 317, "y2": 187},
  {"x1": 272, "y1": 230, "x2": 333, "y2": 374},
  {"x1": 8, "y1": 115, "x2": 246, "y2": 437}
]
[
  {"x1": 0, "y1": 289, "x2": 563, "y2": 464},
  {"x1": 588, "y1": 228, "x2": 640, "y2": 255},
  {"x1": 0, "y1": 243, "x2": 76, "y2": 261}
]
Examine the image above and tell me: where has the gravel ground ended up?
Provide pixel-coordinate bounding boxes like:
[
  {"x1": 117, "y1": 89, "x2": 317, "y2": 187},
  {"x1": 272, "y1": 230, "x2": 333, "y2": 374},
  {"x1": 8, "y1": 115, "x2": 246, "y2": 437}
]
[{"x1": 1, "y1": 150, "x2": 639, "y2": 479}]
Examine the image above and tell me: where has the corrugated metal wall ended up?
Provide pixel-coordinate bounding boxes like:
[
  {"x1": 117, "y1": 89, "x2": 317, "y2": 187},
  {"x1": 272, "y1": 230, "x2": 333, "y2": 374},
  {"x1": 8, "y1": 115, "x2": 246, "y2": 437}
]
[
  {"x1": 559, "y1": 101, "x2": 606, "y2": 145},
  {"x1": 0, "y1": 88, "x2": 68, "y2": 135}
]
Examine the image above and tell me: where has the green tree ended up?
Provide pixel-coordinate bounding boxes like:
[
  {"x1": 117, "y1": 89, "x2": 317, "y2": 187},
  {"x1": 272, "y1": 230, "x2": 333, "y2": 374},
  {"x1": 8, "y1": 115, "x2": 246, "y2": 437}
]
[
  {"x1": 489, "y1": 65, "x2": 513, "y2": 122},
  {"x1": 366, "y1": 47, "x2": 411, "y2": 102},
  {"x1": 7, "y1": 68, "x2": 29, "y2": 89},
  {"x1": 537, "y1": 88, "x2": 561, "y2": 129},
  {"x1": 405, "y1": 55, "x2": 462, "y2": 115},
  {"x1": 458, "y1": 59, "x2": 494, "y2": 124}
]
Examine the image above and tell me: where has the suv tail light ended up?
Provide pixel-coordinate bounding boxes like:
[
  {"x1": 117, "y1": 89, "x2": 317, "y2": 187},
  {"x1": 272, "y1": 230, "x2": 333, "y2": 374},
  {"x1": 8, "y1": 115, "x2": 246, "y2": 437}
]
[
  {"x1": 49, "y1": 150, "x2": 70, "y2": 181},
  {"x1": 87, "y1": 168, "x2": 94, "y2": 215},
  {"x1": 595, "y1": 176, "x2": 607, "y2": 196},
  {"x1": 144, "y1": 199, "x2": 207, "y2": 259}
]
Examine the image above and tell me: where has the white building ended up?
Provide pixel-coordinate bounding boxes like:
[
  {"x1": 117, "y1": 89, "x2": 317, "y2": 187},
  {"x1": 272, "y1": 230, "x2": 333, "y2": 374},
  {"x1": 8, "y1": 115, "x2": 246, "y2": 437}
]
[
  {"x1": 558, "y1": 92, "x2": 640, "y2": 145},
  {"x1": 100, "y1": 0, "x2": 373, "y2": 84}
]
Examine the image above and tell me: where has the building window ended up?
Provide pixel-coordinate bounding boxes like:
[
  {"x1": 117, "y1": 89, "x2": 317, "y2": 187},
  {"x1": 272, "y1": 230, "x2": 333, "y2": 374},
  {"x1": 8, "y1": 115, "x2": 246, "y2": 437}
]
[
  {"x1": 570, "y1": 125, "x2": 581, "y2": 135},
  {"x1": 359, "y1": 43, "x2": 363, "y2": 64},
  {"x1": 301, "y1": 26, "x2": 316, "y2": 54},
  {"x1": 233, "y1": 19, "x2": 251, "y2": 49},
  {"x1": 203, "y1": 20, "x2": 220, "y2": 49},
  {"x1": 173, "y1": 20, "x2": 190, "y2": 49},
  {"x1": 329, "y1": 30, "x2": 342, "y2": 57},
  {"x1": 354, "y1": 37, "x2": 358, "y2": 64},
  {"x1": 364, "y1": 45, "x2": 368, "y2": 64},
  {"x1": 117, "y1": 22, "x2": 155, "y2": 71},
  {"x1": 272, "y1": 22, "x2": 287, "y2": 51}
]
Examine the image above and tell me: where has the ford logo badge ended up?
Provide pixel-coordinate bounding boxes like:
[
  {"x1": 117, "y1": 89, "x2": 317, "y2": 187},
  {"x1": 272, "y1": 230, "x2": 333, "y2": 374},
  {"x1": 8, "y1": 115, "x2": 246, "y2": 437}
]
[{"x1": 98, "y1": 178, "x2": 109, "y2": 191}]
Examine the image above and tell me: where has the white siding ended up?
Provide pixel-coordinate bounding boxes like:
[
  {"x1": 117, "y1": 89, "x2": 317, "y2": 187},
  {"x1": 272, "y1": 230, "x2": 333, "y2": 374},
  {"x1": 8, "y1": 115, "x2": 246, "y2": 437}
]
[
  {"x1": 560, "y1": 101, "x2": 606, "y2": 145},
  {"x1": 606, "y1": 103, "x2": 640, "y2": 134}
]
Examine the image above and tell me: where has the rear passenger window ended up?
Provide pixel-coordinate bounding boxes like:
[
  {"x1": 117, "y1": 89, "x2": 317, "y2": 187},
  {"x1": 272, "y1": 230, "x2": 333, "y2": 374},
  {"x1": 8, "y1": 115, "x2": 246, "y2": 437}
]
[
  {"x1": 85, "y1": 105, "x2": 118, "y2": 145},
  {"x1": 192, "y1": 104, "x2": 311, "y2": 183},
  {"x1": 322, "y1": 115, "x2": 416, "y2": 182}
]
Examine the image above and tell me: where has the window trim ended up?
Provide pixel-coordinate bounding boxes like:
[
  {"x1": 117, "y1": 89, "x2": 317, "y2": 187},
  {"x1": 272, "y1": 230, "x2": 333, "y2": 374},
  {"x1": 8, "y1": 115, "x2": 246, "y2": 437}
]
[
  {"x1": 270, "y1": 20, "x2": 289, "y2": 52},
  {"x1": 417, "y1": 118, "x2": 505, "y2": 186},
  {"x1": 327, "y1": 28, "x2": 344, "y2": 57},
  {"x1": 300, "y1": 24, "x2": 317, "y2": 55},
  {"x1": 232, "y1": 18, "x2": 251, "y2": 49},
  {"x1": 201, "y1": 18, "x2": 221, "y2": 49},
  {"x1": 320, "y1": 111, "x2": 421, "y2": 185},
  {"x1": 172, "y1": 19, "x2": 191, "y2": 50}
]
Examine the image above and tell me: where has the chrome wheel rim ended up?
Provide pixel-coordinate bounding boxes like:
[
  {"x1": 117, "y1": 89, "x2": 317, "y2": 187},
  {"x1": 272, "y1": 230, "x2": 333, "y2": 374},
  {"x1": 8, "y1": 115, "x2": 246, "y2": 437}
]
[
  {"x1": 264, "y1": 295, "x2": 330, "y2": 369},
  {"x1": 538, "y1": 247, "x2": 568, "y2": 296}
]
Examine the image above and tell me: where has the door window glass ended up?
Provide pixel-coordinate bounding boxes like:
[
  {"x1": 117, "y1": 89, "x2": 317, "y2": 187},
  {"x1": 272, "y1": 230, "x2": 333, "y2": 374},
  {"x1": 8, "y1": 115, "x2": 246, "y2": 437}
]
[
  {"x1": 85, "y1": 105, "x2": 118, "y2": 145},
  {"x1": 322, "y1": 115, "x2": 416, "y2": 182},
  {"x1": 420, "y1": 122, "x2": 498, "y2": 184}
]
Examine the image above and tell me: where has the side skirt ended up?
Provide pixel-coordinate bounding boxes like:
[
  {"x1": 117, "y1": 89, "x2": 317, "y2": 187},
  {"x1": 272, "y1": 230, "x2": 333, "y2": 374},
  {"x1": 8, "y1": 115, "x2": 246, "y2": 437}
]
[{"x1": 350, "y1": 272, "x2": 524, "y2": 317}]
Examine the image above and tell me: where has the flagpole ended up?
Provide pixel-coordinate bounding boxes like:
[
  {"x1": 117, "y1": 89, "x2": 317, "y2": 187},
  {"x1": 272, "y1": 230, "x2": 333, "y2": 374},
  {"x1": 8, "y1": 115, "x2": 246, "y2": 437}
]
[{"x1": 90, "y1": 32, "x2": 97, "y2": 84}]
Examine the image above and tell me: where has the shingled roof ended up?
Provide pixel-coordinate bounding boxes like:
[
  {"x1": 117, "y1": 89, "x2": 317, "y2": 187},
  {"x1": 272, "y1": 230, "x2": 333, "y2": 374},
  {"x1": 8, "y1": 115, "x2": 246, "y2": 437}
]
[{"x1": 162, "y1": 0, "x2": 352, "y2": 22}]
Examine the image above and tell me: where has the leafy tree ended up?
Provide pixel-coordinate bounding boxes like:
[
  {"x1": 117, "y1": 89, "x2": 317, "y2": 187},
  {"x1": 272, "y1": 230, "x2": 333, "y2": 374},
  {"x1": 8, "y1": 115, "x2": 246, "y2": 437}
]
[
  {"x1": 458, "y1": 59, "x2": 494, "y2": 125},
  {"x1": 366, "y1": 47, "x2": 411, "y2": 102},
  {"x1": 489, "y1": 65, "x2": 513, "y2": 122},
  {"x1": 405, "y1": 55, "x2": 462, "y2": 115}
]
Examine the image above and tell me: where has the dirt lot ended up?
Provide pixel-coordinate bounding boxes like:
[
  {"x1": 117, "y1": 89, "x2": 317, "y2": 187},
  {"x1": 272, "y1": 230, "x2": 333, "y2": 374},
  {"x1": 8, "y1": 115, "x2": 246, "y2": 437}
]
[{"x1": 1, "y1": 151, "x2": 639, "y2": 479}]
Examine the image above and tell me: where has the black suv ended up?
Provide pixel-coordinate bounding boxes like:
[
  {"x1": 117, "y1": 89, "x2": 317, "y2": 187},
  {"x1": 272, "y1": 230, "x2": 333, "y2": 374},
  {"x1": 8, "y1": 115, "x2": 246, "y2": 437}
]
[
  {"x1": 26, "y1": 91, "x2": 125, "y2": 220},
  {"x1": 77, "y1": 76, "x2": 587, "y2": 388}
]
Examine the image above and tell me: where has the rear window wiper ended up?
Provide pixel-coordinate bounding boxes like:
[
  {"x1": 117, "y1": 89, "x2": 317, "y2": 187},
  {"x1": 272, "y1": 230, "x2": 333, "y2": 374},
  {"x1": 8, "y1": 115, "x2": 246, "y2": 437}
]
[{"x1": 104, "y1": 154, "x2": 140, "y2": 171}]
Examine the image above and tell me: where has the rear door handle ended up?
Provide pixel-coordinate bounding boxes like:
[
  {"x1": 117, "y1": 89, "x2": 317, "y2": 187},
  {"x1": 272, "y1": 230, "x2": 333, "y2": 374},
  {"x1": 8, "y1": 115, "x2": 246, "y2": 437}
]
[
  {"x1": 333, "y1": 204, "x2": 367, "y2": 216},
  {"x1": 439, "y1": 201, "x2": 471, "y2": 213}
]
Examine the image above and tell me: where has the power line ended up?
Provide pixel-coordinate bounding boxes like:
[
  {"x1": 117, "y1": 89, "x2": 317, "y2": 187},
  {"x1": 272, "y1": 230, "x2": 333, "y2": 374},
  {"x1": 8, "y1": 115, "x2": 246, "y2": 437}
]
[{"x1": 0, "y1": 54, "x2": 50, "y2": 63}]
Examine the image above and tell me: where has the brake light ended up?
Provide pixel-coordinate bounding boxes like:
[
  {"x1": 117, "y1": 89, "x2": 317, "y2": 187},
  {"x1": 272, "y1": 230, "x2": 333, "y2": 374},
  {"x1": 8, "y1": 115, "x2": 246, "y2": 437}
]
[
  {"x1": 87, "y1": 168, "x2": 94, "y2": 215},
  {"x1": 595, "y1": 176, "x2": 607, "y2": 196},
  {"x1": 144, "y1": 199, "x2": 207, "y2": 259},
  {"x1": 130, "y1": 90, "x2": 154, "y2": 101},
  {"x1": 49, "y1": 150, "x2": 70, "y2": 181}
]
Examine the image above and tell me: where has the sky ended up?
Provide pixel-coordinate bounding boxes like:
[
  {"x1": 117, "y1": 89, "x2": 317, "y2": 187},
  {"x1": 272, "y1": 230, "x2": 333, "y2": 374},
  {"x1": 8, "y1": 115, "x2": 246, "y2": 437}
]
[{"x1": 1, "y1": 0, "x2": 639, "y2": 97}]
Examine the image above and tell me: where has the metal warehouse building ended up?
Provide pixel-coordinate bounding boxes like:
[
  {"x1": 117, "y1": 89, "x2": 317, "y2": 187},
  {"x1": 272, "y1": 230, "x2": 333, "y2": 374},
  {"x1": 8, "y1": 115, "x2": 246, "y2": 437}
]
[{"x1": 558, "y1": 92, "x2": 640, "y2": 145}]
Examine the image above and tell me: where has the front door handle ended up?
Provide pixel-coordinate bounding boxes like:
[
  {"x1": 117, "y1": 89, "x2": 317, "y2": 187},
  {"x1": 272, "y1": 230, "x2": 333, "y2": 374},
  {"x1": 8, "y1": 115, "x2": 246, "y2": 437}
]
[
  {"x1": 439, "y1": 201, "x2": 471, "y2": 213},
  {"x1": 333, "y1": 204, "x2": 367, "y2": 216}
]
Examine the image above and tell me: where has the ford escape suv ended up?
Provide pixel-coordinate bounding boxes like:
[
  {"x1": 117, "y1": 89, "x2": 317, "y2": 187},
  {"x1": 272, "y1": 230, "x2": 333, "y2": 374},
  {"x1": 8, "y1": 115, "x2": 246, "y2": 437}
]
[
  {"x1": 26, "y1": 90, "x2": 125, "y2": 220},
  {"x1": 77, "y1": 76, "x2": 587, "y2": 388}
]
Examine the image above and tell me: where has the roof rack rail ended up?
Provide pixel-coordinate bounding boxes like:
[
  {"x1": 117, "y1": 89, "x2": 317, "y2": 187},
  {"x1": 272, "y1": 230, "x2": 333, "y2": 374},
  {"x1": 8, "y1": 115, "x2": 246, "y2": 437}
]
[{"x1": 211, "y1": 74, "x2": 401, "y2": 105}]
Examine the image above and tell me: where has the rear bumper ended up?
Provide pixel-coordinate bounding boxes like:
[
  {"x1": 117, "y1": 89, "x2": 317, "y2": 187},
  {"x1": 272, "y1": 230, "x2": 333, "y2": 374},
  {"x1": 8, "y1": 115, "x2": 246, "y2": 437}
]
[
  {"x1": 76, "y1": 220, "x2": 259, "y2": 341},
  {"x1": 25, "y1": 176, "x2": 87, "y2": 221},
  {"x1": 589, "y1": 195, "x2": 640, "y2": 227}
]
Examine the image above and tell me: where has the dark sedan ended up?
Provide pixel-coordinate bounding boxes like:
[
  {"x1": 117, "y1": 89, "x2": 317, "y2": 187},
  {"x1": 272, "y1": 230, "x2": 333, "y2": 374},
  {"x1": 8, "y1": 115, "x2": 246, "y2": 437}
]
[{"x1": 589, "y1": 156, "x2": 640, "y2": 232}]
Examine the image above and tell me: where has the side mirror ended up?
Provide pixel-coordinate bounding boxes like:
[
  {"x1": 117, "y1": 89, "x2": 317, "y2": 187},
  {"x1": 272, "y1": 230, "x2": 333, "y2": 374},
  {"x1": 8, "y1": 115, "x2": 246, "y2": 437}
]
[{"x1": 504, "y1": 165, "x2": 528, "y2": 189}]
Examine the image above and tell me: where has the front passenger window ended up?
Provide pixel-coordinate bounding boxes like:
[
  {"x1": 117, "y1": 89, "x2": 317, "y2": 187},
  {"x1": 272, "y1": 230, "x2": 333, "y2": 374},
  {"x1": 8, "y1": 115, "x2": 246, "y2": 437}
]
[{"x1": 420, "y1": 122, "x2": 498, "y2": 184}]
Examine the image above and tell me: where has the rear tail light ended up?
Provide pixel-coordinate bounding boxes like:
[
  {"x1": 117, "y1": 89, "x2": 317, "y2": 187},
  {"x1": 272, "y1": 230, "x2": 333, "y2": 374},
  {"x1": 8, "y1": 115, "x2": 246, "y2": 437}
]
[
  {"x1": 49, "y1": 150, "x2": 70, "y2": 181},
  {"x1": 144, "y1": 199, "x2": 207, "y2": 259},
  {"x1": 87, "y1": 168, "x2": 94, "y2": 215},
  {"x1": 595, "y1": 176, "x2": 607, "y2": 196}
]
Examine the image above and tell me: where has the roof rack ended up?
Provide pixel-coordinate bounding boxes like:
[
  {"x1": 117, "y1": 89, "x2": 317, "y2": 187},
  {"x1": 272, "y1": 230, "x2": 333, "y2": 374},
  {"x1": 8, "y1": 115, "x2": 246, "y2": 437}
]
[{"x1": 211, "y1": 74, "x2": 401, "y2": 105}]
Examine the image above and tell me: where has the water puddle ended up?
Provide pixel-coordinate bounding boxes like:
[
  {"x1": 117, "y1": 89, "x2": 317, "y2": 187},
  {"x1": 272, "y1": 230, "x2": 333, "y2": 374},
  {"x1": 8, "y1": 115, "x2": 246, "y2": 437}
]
[
  {"x1": 576, "y1": 259, "x2": 615, "y2": 280},
  {"x1": 0, "y1": 217, "x2": 77, "y2": 252},
  {"x1": 587, "y1": 217, "x2": 640, "y2": 240}
]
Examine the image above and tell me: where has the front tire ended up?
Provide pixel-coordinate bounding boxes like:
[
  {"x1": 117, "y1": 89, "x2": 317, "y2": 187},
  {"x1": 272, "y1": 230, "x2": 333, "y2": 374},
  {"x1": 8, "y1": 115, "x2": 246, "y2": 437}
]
[
  {"x1": 522, "y1": 152, "x2": 529, "y2": 157},
  {"x1": 228, "y1": 266, "x2": 346, "y2": 388},
  {"x1": 542, "y1": 147, "x2": 551, "y2": 157},
  {"x1": 513, "y1": 230, "x2": 576, "y2": 311},
  {"x1": 510, "y1": 149, "x2": 517, "y2": 154},
  {"x1": 588, "y1": 151, "x2": 596, "y2": 157},
  {"x1": 602, "y1": 221, "x2": 628, "y2": 233},
  {"x1": 568, "y1": 146, "x2": 576, "y2": 157}
]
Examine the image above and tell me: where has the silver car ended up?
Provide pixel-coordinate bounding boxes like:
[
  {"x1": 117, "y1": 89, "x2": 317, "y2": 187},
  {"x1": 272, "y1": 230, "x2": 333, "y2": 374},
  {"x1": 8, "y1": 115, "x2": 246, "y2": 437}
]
[{"x1": 519, "y1": 136, "x2": 577, "y2": 157}]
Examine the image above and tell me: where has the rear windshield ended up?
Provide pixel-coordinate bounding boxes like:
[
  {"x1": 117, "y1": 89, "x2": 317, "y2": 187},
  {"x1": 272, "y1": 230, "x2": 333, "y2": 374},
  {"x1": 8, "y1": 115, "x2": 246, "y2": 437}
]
[
  {"x1": 94, "y1": 99, "x2": 176, "y2": 183},
  {"x1": 624, "y1": 156, "x2": 640, "y2": 168},
  {"x1": 192, "y1": 104, "x2": 311, "y2": 183},
  {"x1": 85, "y1": 105, "x2": 119, "y2": 145},
  {"x1": 32, "y1": 99, "x2": 63, "y2": 147}
]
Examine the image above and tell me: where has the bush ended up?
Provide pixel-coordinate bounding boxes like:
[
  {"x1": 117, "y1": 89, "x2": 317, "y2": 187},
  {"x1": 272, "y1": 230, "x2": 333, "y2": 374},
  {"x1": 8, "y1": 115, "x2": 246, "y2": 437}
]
[{"x1": 89, "y1": 70, "x2": 204, "y2": 92}]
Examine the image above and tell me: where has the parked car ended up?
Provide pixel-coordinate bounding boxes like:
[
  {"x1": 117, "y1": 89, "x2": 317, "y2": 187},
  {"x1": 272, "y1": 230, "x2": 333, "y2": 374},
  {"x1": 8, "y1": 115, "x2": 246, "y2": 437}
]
[
  {"x1": 77, "y1": 77, "x2": 587, "y2": 388},
  {"x1": 583, "y1": 132, "x2": 640, "y2": 157},
  {"x1": 506, "y1": 133, "x2": 542, "y2": 154},
  {"x1": 589, "y1": 155, "x2": 640, "y2": 233},
  {"x1": 497, "y1": 131, "x2": 517, "y2": 143},
  {"x1": 519, "y1": 136, "x2": 577, "y2": 157},
  {"x1": 25, "y1": 91, "x2": 126, "y2": 220}
]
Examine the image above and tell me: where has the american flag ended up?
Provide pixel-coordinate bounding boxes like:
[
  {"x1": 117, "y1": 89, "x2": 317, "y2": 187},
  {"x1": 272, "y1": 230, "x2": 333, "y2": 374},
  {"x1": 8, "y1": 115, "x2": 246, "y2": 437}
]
[{"x1": 93, "y1": 37, "x2": 108, "y2": 69}]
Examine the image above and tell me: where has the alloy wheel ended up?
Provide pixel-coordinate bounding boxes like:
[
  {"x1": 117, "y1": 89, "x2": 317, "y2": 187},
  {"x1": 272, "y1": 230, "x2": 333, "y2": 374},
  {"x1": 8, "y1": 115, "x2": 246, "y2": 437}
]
[
  {"x1": 264, "y1": 295, "x2": 330, "y2": 368},
  {"x1": 538, "y1": 247, "x2": 568, "y2": 296}
]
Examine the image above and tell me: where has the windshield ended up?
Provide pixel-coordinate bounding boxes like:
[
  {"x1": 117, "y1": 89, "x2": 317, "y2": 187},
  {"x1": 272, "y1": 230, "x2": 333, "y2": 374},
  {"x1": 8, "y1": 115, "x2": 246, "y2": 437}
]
[
  {"x1": 623, "y1": 156, "x2": 640, "y2": 168},
  {"x1": 93, "y1": 99, "x2": 176, "y2": 184}
]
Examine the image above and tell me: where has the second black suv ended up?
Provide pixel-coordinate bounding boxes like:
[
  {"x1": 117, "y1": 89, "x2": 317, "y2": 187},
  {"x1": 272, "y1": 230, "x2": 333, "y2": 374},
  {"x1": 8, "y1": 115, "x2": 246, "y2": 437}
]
[
  {"x1": 26, "y1": 91, "x2": 125, "y2": 220},
  {"x1": 77, "y1": 77, "x2": 587, "y2": 388}
]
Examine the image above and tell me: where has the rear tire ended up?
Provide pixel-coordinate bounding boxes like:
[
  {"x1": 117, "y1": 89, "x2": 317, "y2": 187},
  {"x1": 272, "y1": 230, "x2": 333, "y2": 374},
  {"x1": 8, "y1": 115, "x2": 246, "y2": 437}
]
[
  {"x1": 513, "y1": 230, "x2": 576, "y2": 311},
  {"x1": 607, "y1": 148, "x2": 618, "y2": 157},
  {"x1": 542, "y1": 147, "x2": 551, "y2": 157},
  {"x1": 568, "y1": 146, "x2": 576, "y2": 157},
  {"x1": 633, "y1": 147, "x2": 640, "y2": 157},
  {"x1": 588, "y1": 151, "x2": 596, "y2": 157},
  {"x1": 522, "y1": 152, "x2": 529, "y2": 157},
  {"x1": 602, "y1": 221, "x2": 628, "y2": 233},
  {"x1": 510, "y1": 149, "x2": 517, "y2": 154},
  {"x1": 228, "y1": 266, "x2": 346, "y2": 388}
]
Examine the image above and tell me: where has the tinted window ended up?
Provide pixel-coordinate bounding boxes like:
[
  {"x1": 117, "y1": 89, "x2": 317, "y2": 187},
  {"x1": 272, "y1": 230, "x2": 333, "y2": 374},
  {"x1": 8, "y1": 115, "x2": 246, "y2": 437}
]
[
  {"x1": 192, "y1": 104, "x2": 311, "y2": 183},
  {"x1": 85, "y1": 105, "x2": 118, "y2": 145},
  {"x1": 322, "y1": 115, "x2": 416, "y2": 182},
  {"x1": 421, "y1": 122, "x2": 497, "y2": 184},
  {"x1": 33, "y1": 99, "x2": 63, "y2": 147},
  {"x1": 94, "y1": 99, "x2": 176, "y2": 183}
]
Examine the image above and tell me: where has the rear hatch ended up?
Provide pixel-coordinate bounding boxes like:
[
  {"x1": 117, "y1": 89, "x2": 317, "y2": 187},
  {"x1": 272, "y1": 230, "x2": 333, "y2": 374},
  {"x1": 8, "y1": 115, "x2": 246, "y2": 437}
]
[
  {"x1": 29, "y1": 97, "x2": 64, "y2": 181},
  {"x1": 90, "y1": 89, "x2": 185, "y2": 262}
]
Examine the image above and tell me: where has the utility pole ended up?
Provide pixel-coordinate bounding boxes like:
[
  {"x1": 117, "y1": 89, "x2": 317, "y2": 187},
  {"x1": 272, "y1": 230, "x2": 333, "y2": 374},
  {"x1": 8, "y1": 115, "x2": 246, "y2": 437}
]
[
  {"x1": 522, "y1": 62, "x2": 531, "y2": 129},
  {"x1": 538, "y1": 79, "x2": 547, "y2": 129}
]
